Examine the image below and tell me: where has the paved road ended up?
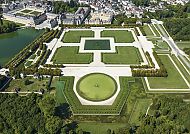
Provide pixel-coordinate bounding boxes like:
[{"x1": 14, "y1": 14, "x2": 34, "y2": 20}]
[{"x1": 152, "y1": 20, "x2": 190, "y2": 69}]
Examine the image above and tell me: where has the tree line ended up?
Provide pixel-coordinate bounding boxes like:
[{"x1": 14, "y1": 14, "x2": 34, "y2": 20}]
[
  {"x1": 52, "y1": 0, "x2": 88, "y2": 14},
  {"x1": 118, "y1": 96, "x2": 190, "y2": 133},
  {"x1": 0, "y1": 93, "x2": 78, "y2": 133}
]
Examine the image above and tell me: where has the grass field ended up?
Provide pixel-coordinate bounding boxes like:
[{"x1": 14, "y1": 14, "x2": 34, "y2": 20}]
[
  {"x1": 25, "y1": 60, "x2": 33, "y2": 67},
  {"x1": 176, "y1": 42, "x2": 190, "y2": 49},
  {"x1": 54, "y1": 76, "x2": 130, "y2": 114},
  {"x1": 62, "y1": 30, "x2": 94, "y2": 43},
  {"x1": 147, "y1": 37, "x2": 162, "y2": 44},
  {"x1": 76, "y1": 73, "x2": 117, "y2": 101},
  {"x1": 30, "y1": 11, "x2": 41, "y2": 16},
  {"x1": 84, "y1": 40, "x2": 110, "y2": 50},
  {"x1": 102, "y1": 46, "x2": 143, "y2": 64},
  {"x1": 101, "y1": 30, "x2": 135, "y2": 43},
  {"x1": 154, "y1": 24, "x2": 170, "y2": 37},
  {"x1": 55, "y1": 81, "x2": 67, "y2": 104},
  {"x1": 129, "y1": 99, "x2": 152, "y2": 125},
  {"x1": 52, "y1": 46, "x2": 93, "y2": 64},
  {"x1": 155, "y1": 41, "x2": 170, "y2": 51},
  {"x1": 29, "y1": 54, "x2": 36, "y2": 60},
  {"x1": 143, "y1": 25, "x2": 154, "y2": 36},
  {"x1": 20, "y1": 9, "x2": 32, "y2": 13},
  {"x1": 77, "y1": 123, "x2": 126, "y2": 134},
  {"x1": 171, "y1": 55, "x2": 190, "y2": 83},
  {"x1": 150, "y1": 24, "x2": 160, "y2": 37},
  {"x1": 148, "y1": 55, "x2": 189, "y2": 89},
  {"x1": 6, "y1": 77, "x2": 49, "y2": 92}
]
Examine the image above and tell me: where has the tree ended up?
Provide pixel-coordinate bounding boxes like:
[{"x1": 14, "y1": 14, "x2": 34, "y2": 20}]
[
  {"x1": 24, "y1": 79, "x2": 31, "y2": 85},
  {"x1": 45, "y1": 116, "x2": 63, "y2": 134},
  {"x1": 107, "y1": 129, "x2": 111, "y2": 134},
  {"x1": 38, "y1": 96, "x2": 56, "y2": 116},
  {"x1": 0, "y1": 5, "x2": 3, "y2": 25}
]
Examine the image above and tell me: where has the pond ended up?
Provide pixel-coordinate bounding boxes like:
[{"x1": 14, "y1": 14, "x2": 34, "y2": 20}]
[{"x1": 0, "y1": 28, "x2": 43, "y2": 66}]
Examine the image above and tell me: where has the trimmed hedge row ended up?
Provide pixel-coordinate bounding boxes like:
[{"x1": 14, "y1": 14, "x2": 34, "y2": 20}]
[
  {"x1": 59, "y1": 76, "x2": 130, "y2": 115},
  {"x1": 131, "y1": 52, "x2": 168, "y2": 77},
  {"x1": 139, "y1": 26, "x2": 146, "y2": 36},
  {"x1": 9, "y1": 67, "x2": 62, "y2": 76},
  {"x1": 43, "y1": 64, "x2": 65, "y2": 68},
  {"x1": 60, "y1": 24, "x2": 142, "y2": 29}
]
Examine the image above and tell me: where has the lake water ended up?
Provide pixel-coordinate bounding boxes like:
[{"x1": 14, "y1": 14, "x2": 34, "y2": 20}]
[{"x1": 0, "y1": 28, "x2": 43, "y2": 66}]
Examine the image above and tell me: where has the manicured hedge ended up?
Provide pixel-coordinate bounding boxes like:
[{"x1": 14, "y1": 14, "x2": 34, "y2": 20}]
[
  {"x1": 131, "y1": 51, "x2": 168, "y2": 77},
  {"x1": 57, "y1": 76, "x2": 131, "y2": 115}
]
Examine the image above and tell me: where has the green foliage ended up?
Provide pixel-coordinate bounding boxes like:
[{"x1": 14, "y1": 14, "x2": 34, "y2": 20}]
[
  {"x1": 135, "y1": 96, "x2": 190, "y2": 133},
  {"x1": 145, "y1": 4, "x2": 188, "y2": 19},
  {"x1": 0, "y1": 20, "x2": 17, "y2": 34},
  {"x1": 183, "y1": 48, "x2": 190, "y2": 56},
  {"x1": 0, "y1": 94, "x2": 47, "y2": 133},
  {"x1": 45, "y1": 116, "x2": 63, "y2": 133},
  {"x1": 131, "y1": 52, "x2": 168, "y2": 77},
  {"x1": 0, "y1": 75, "x2": 7, "y2": 88},
  {"x1": 38, "y1": 95, "x2": 56, "y2": 116},
  {"x1": 52, "y1": 0, "x2": 88, "y2": 14},
  {"x1": 164, "y1": 18, "x2": 190, "y2": 41},
  {"x1": 131, "y1": 0, "x2": 151, "y2": 7},
  {"x1": 0, "y1": 93, "x2": 75, "y2": 133}
]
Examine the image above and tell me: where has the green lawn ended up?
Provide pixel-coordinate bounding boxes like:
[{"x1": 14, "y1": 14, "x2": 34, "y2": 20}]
[
  {"x1": 76, "y1": 73, "x2": 117, "y2": 101},
  {"x1": 129, "y1": 99, "x2": 152, "y2": 125},
  {"x1": 188, "y1": 13, "x2": 190, "y2": 18},
  {"x1": 176, "y1": 42, "x2": 190, "y2": 49},
  {"x1": 20, "y1": 9, "x2": 32, "y2": 13},
  {"x1": 154, "y1": 24, "x2": 170, "y2": 37},
  {"x1": 52, "y1": 46, "x2": 93, "y2": 64},
  {"x1": 150, "y1": 24, "x2": 160, "y2": 37},
  {"x1": 62, "y1": 30, "x2": 94, "y2": 43},
  {"x1": 6, "y1": 77, "x2": 49, "y2": 92},
  {"x1": 155, "y1": 41, "x2": 170, "y2": 50},
  {"x1": 171, "y1": 55, "x2": 190, "y2": 83},
  {"x1": 77, "y1": 123, "x2": 126, "y2": 134},
  {"x1": 102, "y1": 46, "x2": 143, "y2": 64},
  {"x1": 148, "y1": 55, "x2": 189, "y2": 89},
  {"x1": 30, "y1": 11, "x2": 41, "y2": 16},
  {"x1": 143, "y1": 25, "x2": 154, "y2": 36},
  {"x1": 101, "y1": 30, "x2": 135, "y2": 43},
  {"x1": 147, "y1": 37, "x2": 162, "y2": 44},
  {"x1": 55, "y1": 81, "x2": 67, "y2": 104},
  {"x1": 25, "y1": 60, "x2": 33, "y2": 67},
  {"x1": 29, "y1": 54, "x2": 36, "y2": 60}
]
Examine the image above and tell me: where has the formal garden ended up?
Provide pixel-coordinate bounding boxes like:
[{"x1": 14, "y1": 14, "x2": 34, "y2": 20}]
[{"x1": 1, "y1": 23, "x2": 190, "y2": 134}]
